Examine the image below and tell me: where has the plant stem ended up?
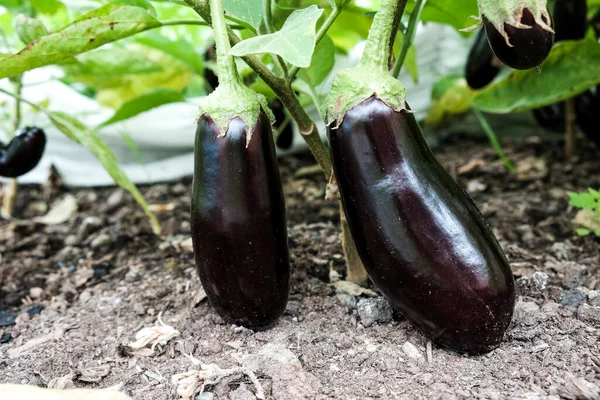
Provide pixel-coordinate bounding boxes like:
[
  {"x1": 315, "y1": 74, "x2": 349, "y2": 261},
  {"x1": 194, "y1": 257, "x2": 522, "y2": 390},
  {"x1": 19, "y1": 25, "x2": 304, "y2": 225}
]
[
  {"x1": 564, "y1": 98, "x2": 576, "y2": 159},
  {"x1": 3, "y1": 75, "x2": 23, "y2": 217},
  {"x1": 263, "y1": 0, "x2": 273, "y2": 33},
  {"x1": 209, "y1": 0, "x2": 241, "y2": 89},
  {"x1": 288, "y1": 2, "x2": 348, "y2": 81},
  {"x1": 473, "y1": 108, "x2": 515, "y2": 172},
  {"x1": 360, "y1": 0, "x2": 405, "y2": 71},
  {"x1": 184, "y1": 0, "x2": 333, "y2": 178},
  {"x1": 392, "y1": 0, "x2": 426, "y2": 78},
  {"x1": 160, "y1": 19, "x2": 244, "y2": 30}
]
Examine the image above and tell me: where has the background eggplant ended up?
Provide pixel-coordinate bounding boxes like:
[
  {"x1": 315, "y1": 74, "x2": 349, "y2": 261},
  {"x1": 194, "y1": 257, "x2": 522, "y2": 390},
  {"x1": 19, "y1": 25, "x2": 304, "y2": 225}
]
[
  {"x1": 553, "y1": 0, "x2": 588, "y2": 42},
  {"x1": 328, "y1": 98, "x2": 516, "y2": 353},
  {"x1": 191, "y1": 112, "x2": 290, "y2": 330},
  {"x1": 575, "y1": 88, "x2": 600, "y2": 147},
  {"x1": 0, "y1": 127, "x2": 46, "y2": 178},
  {"x1": 484, "y1": 8, "x2": 554, "y2": 70},
  {"x1": 532, "y1": 103, "x2": 565, "y2": 133},
  {"x1": 531, "y1": 0, "x2": 587, "y2": 130},
  {"x1": 465, "y1": 28, "x2": 501, "y2": 89}
]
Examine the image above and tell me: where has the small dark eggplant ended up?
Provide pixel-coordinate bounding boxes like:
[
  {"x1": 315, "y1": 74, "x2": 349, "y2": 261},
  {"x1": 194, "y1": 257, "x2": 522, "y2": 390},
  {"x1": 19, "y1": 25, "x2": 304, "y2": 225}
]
[
  {"x1": 532, "y1": 103, "x2": 565, "y2": 133},
  {"x1": 191, "y1": 111, "x2": 290, "y2": 330},
  {"x1": 465, "y1": 28, "x2": 501, "y2": 89},
  {"x1": 575, "y1": 88, "x2": 600, "y2": 147},
  {"x1": 553, "y1": 0, "x2": 588, "y2": 42},
  {"x1": 0, "y1": 127, "x2": 46, "y2": 178},
  {"x1": 484, "y1": 8, "x2": 554, "y2": 70},
  {"x1": 328, "y1": 97, "x2": 516, "y2": 353}
]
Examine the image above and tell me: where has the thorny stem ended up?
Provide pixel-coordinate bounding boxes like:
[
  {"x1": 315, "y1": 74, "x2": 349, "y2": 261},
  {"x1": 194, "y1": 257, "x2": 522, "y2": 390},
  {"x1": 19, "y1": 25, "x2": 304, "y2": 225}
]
[
  {"x1": 360, "y1": 0, "x2": 406, "y2": 71},
  {"x1": 208, "y1": 0, "x2": 241, "y2": 89},
  {"x1": 392, "y1": 0, "x2": 426, "y2": 78},
  {"x1": 183, "y1": 0, "x2": 333, "y2": 177},
  {"x1": 564, "y1": 98, "x2": 576, "y2": 159}
]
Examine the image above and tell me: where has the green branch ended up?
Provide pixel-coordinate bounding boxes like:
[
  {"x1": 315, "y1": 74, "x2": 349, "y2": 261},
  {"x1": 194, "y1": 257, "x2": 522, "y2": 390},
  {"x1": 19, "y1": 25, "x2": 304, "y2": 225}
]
[{"x1": 392, "y1": 0, "x2": 426, "y2": 78}]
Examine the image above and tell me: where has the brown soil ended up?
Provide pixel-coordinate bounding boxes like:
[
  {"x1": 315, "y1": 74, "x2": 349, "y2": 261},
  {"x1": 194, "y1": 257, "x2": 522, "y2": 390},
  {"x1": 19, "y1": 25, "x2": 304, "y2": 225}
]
[{"x1": 1, "y1": 136, "x2": 599, "y2": 400}]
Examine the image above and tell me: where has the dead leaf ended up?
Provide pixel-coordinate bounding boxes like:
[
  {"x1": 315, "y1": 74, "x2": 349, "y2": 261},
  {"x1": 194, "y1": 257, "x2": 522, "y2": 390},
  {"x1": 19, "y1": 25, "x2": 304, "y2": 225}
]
[
  {"x1": 34, "y1": 195, "x2": 77, "y2": 225},
  {"x1": 573, "y1": 209, "x2": 600, "y2": 233},
  {"x1": 331, "y1": 280, "x2": 378, "y2": 297},
  {"x1": 77, "y1": 365, "x2": 111, "y2": 383},
  {"x1": 515, "y1": 156, "x2": 548, "y2": 182},
  {"x1": 124, "y1": 313, "x2": 179, "y2": 357},
  {"x1": 0, "y1": 385, "x2": 131, "y2": 400}
]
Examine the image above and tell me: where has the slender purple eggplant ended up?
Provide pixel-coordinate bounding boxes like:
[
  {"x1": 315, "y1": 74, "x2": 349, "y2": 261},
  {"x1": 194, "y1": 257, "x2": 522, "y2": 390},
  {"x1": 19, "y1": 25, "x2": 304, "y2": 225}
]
[
  {"x1": 0, "y1": 127, "x2": 46, "y2": 178},
  {"x1": 323, "y1": 0, "x2": 515, "y2": 353},
  {"x1": 530, "y1": 0, "x2": 587, "y2": 130},
  {"x1": 191, "y1": 0, "x2": 289, "y2": 330},
  {"x1": 328, "y1": 98, "x2": 515, "y2": 353},
  {"x1": 465, "y1": 28, "x2": 502, "y2": 89},
  {"x1": 192, "y1": 112, "x2": 289, "y2": 330},
  {"x1": 553, "y1": 0, "x2": 588, "y2": 42}
]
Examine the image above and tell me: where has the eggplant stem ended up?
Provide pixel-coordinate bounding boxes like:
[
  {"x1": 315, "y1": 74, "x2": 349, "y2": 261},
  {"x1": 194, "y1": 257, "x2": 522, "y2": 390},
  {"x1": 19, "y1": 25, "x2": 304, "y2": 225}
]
[
  {"x1": 360, "y1": 0, "x2": 407, "y2": 72},
  {"x1": 340, "y1": 203, "x2": 368, "y2": 285},
  {"x1": 208, "y1": 0, "x2": 241, "y2": 89},
  {"x1": 2, "y1": 75, "x2": 23, "y2": 217},
  {"x1": 564, "y1": 98, "x2": 576, "y2": 159}
]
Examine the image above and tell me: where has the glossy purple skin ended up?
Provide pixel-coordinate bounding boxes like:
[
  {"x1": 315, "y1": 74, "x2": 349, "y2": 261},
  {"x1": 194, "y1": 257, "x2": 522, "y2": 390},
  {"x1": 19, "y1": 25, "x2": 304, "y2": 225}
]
[
  {"x1": 191, "y1": 112, "x2": 290, "y2": 330},
  {"x1": 0, "y1": 127, "x2": 46, "y2": 178},
  {"x1": 575, "y1": 88, "x2": 600, "y2": 147},
  {"x1": 465, "y1": 28, "x2": 501, "y2": 89},
  {"x1": 484, "y1": 8, "x2": 554, "y2": 70},
  {"x1": 328, "y1": 98, "x2": 516, "y2": 353}
]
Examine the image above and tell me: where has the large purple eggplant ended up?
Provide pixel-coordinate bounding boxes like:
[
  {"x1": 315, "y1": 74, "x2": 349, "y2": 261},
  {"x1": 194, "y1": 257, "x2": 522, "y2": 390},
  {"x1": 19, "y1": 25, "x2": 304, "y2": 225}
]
[
  {"x1": 328, "y1": 97, "x2": 516, "y2": 353},
  {"x1": 0, "y1": 127, "x2": 46, "y2": 178},
  {"x1": 191, "y1": 111, "x2": 290, "y2": 330}
]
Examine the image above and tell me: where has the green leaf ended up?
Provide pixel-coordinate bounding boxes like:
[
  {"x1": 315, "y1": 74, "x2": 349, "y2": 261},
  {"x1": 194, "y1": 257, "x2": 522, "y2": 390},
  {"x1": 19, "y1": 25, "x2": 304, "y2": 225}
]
[
  {"x1": 474, "y1": 40, "x2": 600, "y2": 113},
  {"x1": 230, "y1": 5, "x2": 324, "y2": 68},
  {"x1": 568, "y1": 191, "x2": 598, "y2": 210},
  {"x1": 48, "y1": 111, "x2": 161, "y2": 234},
  {"x1": 408, "y1": 0, "x2": 479, "y2": 33},
  {"x1": 0, "y1": 3, "x2": 162, "y2": 80},
  {"x1": 223, "y1": 0, "x2": 263, "y2": 32},
  {"x1": 576, "y1": 228, "x2": 591, "y2": 236},
  {"x1": 135, "y1": 32, "x2": 204, "y2": 75},
  {"x1": 14, "y1": 14, "x2": 47, "y2": 44},
  {"x1": 30, "y1": 0, "x2": 66, "y2": 16},
  {"x1": 98, "y1": 88, "x2": 184, "y2": 127},
  {"x1": 304, "y1": 34, "x2": 334, "y2": 85},
  {"x1": 588, "y1": 188, "x2": 600, "y2": 200}
]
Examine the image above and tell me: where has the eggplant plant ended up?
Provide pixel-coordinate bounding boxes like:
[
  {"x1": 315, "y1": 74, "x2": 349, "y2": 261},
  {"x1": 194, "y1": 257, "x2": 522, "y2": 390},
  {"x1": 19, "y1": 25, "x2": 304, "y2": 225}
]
[{"x1": 0, "y1": 0, "x2": 599, "y2": 344}]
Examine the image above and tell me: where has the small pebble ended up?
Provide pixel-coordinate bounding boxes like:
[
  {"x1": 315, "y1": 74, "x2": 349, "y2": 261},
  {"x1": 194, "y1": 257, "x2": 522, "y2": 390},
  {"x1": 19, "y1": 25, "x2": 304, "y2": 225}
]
[
  {"x1": 91, "y1": 233, "x2": 113, "y2": 249},
  {"x1": 560, "y1": 288, "x2": 587, "y2": 310},
  {"x1": 29, "y1": 287, "x2": 43, "y2": 299},
  {"x1": 357, "y1": 298, "x2": 393, "y2": 327},
  {"x1": 402, "y1": 342, "x2": 423, "y2": 359},
  {"x1": 133, "y1": 303, "x2": 146, "y2": 316}
]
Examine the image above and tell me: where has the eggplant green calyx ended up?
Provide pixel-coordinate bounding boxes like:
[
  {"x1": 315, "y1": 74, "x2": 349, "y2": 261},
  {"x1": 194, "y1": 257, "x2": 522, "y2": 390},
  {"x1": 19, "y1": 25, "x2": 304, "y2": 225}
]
[
  {"x1": 321, "y1": 0, "x2": 407, "y2": 128},
  {"x1": 198, "y1": 84, "x2": 274, "y2": 143},
  {"x1": 466, "y1": 0, "x2": 553, "y2": 46},
  {"x1": 322, "y1": 66, "x2": 406, "y2": 128},
  {"x1": 202, "y1": 0, "x2": 274, "y2": 142}
]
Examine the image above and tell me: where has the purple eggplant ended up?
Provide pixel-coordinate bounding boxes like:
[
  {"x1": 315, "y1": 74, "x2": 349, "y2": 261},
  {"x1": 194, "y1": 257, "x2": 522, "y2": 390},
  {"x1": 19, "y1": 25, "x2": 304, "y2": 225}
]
[
  {"x1": 553, "y1": 0, "x2": 588, "y2": 42},
  {"x1": 191, "y1": 111, "x2": 290, "y2": 330},
  {"x1": 532, "y1": 103, "x2": 565, "y2": 133},
  {"x1": 465, "y1": 28, "x2": 501, "y2": 89},
  {"x1": 0, "y1": 127, "x2": 46, "y2": 178},
  {"x1": 484, "y1": 8, "x2": 554, "y2": 70},
  {"x1": 328, "y1": 97, "x2": 516, "y2": 353},
  {"x1": 575, "y1": 88, "x2": 600, "y2": 147}
]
